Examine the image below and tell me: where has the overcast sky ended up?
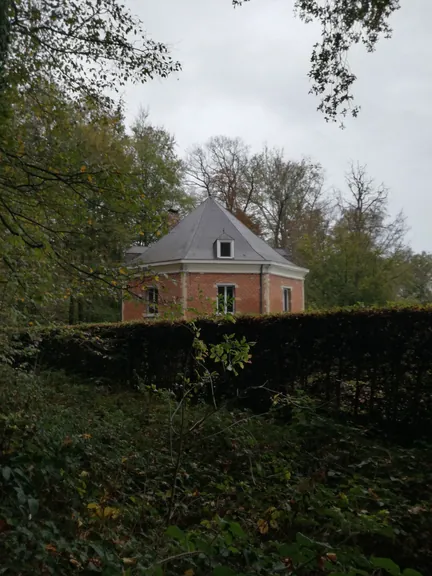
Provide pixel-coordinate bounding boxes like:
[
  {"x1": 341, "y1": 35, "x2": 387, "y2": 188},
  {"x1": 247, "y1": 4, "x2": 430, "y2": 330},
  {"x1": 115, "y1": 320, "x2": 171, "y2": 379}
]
[{"x1": 122, "y1": 0, "x2": 432, "y2": 253}]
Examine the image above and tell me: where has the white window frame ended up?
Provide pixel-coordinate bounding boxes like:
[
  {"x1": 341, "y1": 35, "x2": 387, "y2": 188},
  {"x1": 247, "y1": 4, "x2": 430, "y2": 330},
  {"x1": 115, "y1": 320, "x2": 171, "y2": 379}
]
[
  {"x1": 217, "y1": 284, "x2": 235, "y2": 314},
  {"x1": 146, "y1": 286, "x2": 159, "y2": 316},
  {"x1": 282, "y1": 286, "x2": 292, "y2": 313},
  {"x1": 216, "y1": 239, "x2": 234, "y2": 259}
]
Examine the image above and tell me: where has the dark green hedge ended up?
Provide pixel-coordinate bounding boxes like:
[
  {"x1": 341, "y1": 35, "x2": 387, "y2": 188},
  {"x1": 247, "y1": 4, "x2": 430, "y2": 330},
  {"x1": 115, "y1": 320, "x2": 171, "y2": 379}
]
[{"x1": 22, "y1": 307, "x2": 432, "y2": 434}]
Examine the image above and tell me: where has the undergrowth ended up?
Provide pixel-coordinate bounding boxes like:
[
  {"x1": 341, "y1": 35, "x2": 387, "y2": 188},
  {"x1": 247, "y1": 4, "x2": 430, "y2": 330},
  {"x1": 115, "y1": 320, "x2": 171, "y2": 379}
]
[{"x1": 0, "y1": 367, "x2": 431, "y2": 575}]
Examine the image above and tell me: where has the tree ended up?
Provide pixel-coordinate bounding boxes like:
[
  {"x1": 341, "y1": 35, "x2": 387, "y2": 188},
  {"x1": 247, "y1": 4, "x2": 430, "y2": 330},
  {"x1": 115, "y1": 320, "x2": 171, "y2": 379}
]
[
  {"x1": 185, "y1": 136, "x2": 262, "y2": 231},
  {"x1": 0, "y1": 1, "x2": 181, "y2": 324},
  {"x1": 251, "y1": 148, "x2": 328, "y2": 265},
  {"x1": 0, "y1": 96, "x2": 192, "y2": 325},
  {"x1": 186, "y1": 136, "x2": 259, "y2": 211},
  {"x1": 306, "y1": 163, "x2": 408, "y2": 308},
  {"x1": 0, "y1": 84, "x2": 141, "y2": 324},
  {"x1": 1, "y1": 0, "x2": 179, "y2": 100},
  {"x1": 399, "y1": 251, "x2": 432, "y2": 304},
  {"x1": 232, "y1": 0, "x2": 400, "y2": 122},
  {"x1": 129, "y1": 110, "x2": 194, "y2": 246}
]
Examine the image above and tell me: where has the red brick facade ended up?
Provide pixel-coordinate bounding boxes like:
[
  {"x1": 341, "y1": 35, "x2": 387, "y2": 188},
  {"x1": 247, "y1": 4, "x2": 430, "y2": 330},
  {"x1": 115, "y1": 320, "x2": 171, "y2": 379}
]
[
  {"x1": 123, "y1": 269, "x2": 304, "y2": 321},
  {"x1": 269, "y1": 275, "x2": 304, "y2": 314},
  {"x1": 186, "y1": 273, "x2": 262, "y2": 317}
]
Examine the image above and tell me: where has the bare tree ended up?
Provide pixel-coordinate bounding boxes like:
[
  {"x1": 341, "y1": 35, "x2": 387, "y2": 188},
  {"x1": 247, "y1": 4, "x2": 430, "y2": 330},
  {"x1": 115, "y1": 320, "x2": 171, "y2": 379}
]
[
  {"x1": 337, "y1": 162, "x2": 406, "y2": 256},
  {"x1": 252, "y1": 148, "x2": 329, "y2": 262},
  {"x1": 185, "y1": 136, "x2": 260, "y2": 214}
]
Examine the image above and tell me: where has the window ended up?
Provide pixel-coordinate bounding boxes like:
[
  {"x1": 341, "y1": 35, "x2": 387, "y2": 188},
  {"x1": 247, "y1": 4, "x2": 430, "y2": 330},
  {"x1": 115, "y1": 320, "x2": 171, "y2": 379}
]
[
  {"x1": 283, "y1": 287, "x2": 292, "y2": 312},
  {"x1": 217, "y1": 285, "x2": 235, "y2": 314},
  {"x1": 146, "y1": 287, "x2": 159, "y2": 316},
  {"x1": 217, "y1": 240, "x2": 234, "y2": 259}
]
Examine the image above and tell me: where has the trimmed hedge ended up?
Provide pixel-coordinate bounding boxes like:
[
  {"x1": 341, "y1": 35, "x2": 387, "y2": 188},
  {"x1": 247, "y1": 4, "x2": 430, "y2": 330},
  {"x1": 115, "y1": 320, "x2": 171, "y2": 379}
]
[{"x1": 22, "y1": 307, "x2": 432, "y2": 434}]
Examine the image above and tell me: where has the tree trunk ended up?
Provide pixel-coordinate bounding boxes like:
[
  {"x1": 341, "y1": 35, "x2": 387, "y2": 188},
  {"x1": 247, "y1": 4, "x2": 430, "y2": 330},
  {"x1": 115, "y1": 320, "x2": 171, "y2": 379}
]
[{"x1": 68, "y1": 295, "x2": 76, "y2": 325}]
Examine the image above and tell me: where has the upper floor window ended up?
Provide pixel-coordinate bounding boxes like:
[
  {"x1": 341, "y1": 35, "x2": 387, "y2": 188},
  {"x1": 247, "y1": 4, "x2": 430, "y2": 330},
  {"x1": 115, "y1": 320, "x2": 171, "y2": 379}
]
[
  {"x1": 146, "y1": 287, "x2": 159, "y2": 316},
  {"x1": 217, "y1": 239, "x2": 234, "y2": 259},
  {"x1": 283, "y1": 287, "x2": 292, "y2": 312}
]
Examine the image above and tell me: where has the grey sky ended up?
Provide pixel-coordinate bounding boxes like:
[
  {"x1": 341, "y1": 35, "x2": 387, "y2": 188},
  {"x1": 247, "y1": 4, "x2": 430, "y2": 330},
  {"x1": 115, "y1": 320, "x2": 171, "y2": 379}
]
[{"x1": 123, "y1": 0, "x2": 432, "y2": 253}]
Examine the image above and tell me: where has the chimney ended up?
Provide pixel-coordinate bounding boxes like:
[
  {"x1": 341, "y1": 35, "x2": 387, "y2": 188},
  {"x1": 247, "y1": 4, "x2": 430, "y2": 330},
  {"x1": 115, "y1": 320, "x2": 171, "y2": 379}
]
[{"x1": 167, "y1": 208, "x2": 180, "y2": 230}]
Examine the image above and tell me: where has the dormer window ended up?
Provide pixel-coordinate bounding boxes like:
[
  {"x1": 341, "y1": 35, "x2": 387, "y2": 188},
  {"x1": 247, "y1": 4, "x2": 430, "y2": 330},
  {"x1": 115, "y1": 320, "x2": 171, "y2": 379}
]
[{"x1": 217, "y1": 239, "x2": 234, "y2": 259}]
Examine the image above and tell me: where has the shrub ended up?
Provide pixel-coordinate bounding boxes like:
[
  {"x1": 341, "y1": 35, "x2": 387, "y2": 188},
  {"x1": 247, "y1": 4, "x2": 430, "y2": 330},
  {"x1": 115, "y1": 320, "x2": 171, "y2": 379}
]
[
  {"x1": 0, "y1": 367, "x2": 431, "y2": 575},
  {"x1": 18, "y1": 306, "x2": 432, "y2": 436}
]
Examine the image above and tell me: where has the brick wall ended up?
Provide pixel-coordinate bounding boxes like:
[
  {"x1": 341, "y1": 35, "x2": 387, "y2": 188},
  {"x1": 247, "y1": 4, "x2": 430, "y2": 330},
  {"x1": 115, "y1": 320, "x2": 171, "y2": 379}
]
[
  {"x1": 122, "y1": 273, "x2": 183, "y2": 321},
  {"x1": 186, "y1": 272, "x2": 261, "y2": 317},
  {"x1": 269, "y1": 275, "x2": 304, "y2": 313},
  {"x1": 123, "y1": 271, "x2": 304, "y2": 321}
]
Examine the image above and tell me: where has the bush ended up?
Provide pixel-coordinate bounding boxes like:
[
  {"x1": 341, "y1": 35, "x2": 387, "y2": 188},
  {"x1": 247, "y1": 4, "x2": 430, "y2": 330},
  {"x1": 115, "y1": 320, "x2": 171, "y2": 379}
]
[
  {"x1": 19, "y1": 306, "x2": 432, "y2": 436},
  {"x1": 0, "y1": 368, "x2": 431, "y2": 575}
]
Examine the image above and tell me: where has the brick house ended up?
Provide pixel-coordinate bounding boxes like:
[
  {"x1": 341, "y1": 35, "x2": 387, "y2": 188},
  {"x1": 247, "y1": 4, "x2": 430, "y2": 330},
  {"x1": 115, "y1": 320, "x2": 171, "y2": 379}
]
[{"x1": 123, "y1": 197, "x2": 308, "y2": 320}]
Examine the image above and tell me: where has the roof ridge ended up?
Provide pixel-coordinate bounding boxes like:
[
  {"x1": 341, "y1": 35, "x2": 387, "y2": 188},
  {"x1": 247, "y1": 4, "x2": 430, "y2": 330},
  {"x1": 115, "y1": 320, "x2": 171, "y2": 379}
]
[{"x1": 183, "y1": 197, "x2": 209, "y2": 259}]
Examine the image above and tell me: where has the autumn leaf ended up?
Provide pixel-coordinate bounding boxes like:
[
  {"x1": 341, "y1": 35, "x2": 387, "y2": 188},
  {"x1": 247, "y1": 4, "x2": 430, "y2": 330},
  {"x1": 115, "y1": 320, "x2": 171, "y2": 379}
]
[
  {"x1": 326, "y1": 553, "x2": 337, "y2": 563},
  {"x1": 45, "y1": 543, "x2": 57, "y2": 554},
  {"x1": 184, "y1": 570, "x2": 195, "y2": 576},
  {"x1": 80, "y1": 433, "x2": 92, "y2": 440},
  {"x1": 80, "y1": 165, "x2": 87, "y2": 172},
  {"x1": 257, "y1": 519, "x2": 269, "y2": 534},
  {"x1": 63, "y1": 436, "x2": 73, "y2": 446},
  {"x1": 122, "y1": 558, "x2": 137, "y2": 566}
]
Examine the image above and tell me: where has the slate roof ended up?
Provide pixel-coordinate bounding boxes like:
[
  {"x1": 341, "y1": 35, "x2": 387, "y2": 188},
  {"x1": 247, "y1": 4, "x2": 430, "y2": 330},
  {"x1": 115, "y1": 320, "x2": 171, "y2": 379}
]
[{"x1": 133, "y1": 197, "x2": 304, "y2": 269}]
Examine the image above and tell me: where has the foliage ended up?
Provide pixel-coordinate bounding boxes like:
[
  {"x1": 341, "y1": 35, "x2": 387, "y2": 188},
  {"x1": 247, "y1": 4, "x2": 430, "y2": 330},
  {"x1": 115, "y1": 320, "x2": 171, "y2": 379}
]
[
  {"x1": 0, "y1": 86, "x2": 138, "y2": 324},
  {"x1": 0, "y1": 367, "x2": 429, "y2": 574},
  {"x1": 0, "y1": 85, "x2": 188, "y2": 326},
  {"x1": 232, "y1": 0, "x2": 400, "y2": 123},
  {"x1": 251, "y1": 148, "x2": 328, "y2": 268},
  {"x1": 0, "y1": 0, "x2": 182, "y2": 326},
  {"x1": 398, "y1": 252, "x2": 432, "y2": 305},
  {"x1": 304, "y1": 163, "x2": 408, "y2": 308},
  {"x1": 20, "y1": 305, "x2": 432, "y2": 437},
  {"x1": 185, "y1": 141, "x2": 419, "y2": 309},
  {"x1": 2, "y1": 0, "x2": 179, "y2": 101},
  {"x1": 128, "y1": 109, "x2": 194, "y2": 247}
]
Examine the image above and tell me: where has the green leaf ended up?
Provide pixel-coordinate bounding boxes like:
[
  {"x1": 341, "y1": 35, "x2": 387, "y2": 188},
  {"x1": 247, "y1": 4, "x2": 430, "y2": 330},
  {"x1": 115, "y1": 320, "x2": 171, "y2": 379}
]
[
  {"x1": 403, "y1": 570, "x2": 423, "y2": 576},
  {"x1": 166, "y1": 525, "x2": 186, "y2": 543},
  {"x1": 2, "y1": 467, "x2": 11, "y2": 481},
  {"x1": 28, "y1": 498, "x2": 39, "y2": 516},
  {"x1": 371, "y1": 557, "x2": 400, "y2": 575},
  {"x1": 213, "y1": 567, "x2": 237, "y2": 576},
  {"x1": 278, "y1": 543, "x2": 301, "y2": 562},
  {"x1": 229, "y1": 521, "x2": 246, "y2": 538},
  {"x1": 296, "y1": 532, "x2": 314, "y2": 548}
]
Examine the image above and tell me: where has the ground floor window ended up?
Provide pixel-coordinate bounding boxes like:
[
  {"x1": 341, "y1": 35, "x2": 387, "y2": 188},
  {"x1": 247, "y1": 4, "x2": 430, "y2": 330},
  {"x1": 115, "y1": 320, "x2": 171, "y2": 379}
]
[
  {"x1": 146, "y1": 287, "x2": 159, "y2": 316},
  {"x1": 217, "y1": 285, "x2": 235, "y2": 314},
  {"x1": 283, "y1": 287, "x2": 292, "y2": 312}
]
